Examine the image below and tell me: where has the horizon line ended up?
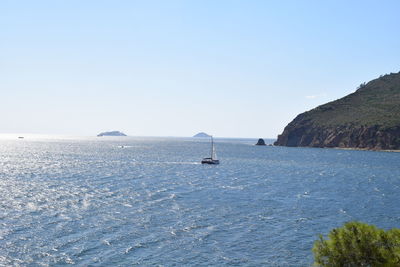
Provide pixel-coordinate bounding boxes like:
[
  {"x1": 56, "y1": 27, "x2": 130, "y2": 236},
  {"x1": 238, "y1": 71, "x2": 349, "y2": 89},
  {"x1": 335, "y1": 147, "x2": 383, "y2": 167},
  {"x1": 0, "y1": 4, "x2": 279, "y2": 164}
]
[{"x1": 0, "y1": 132, "x2": 277, "y2": 140}]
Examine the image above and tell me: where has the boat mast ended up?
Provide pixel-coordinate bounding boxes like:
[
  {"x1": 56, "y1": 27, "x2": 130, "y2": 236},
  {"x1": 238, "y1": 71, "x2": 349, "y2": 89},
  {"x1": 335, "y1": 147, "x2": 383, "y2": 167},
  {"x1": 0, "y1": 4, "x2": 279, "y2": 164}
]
[{"x1": 210, "y1": 136, "x2": 214, "y2": 159}]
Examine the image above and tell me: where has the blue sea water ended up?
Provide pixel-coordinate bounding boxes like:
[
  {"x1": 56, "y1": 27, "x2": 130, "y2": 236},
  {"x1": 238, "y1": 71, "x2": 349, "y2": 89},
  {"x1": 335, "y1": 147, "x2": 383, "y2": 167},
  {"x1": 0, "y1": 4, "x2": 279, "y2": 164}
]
[{"x1": 0, "y1": 136, "x2": 400, "y2": 266}]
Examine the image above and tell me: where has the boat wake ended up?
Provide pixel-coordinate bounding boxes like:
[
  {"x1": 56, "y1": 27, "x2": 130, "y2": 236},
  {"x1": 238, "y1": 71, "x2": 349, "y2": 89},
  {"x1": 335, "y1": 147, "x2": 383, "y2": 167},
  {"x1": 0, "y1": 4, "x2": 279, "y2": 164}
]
[
  {"x1": 163, "y1": 162, "x2": 201, "y2": 165},
  {"x1": 135, "y1": 161, "x2": 201, "y2": 165}
]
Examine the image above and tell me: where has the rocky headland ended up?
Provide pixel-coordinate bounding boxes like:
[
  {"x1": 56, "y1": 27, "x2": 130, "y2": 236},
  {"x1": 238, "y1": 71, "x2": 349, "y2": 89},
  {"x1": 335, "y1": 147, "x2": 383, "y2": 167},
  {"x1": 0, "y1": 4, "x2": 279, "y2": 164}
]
[{"x1": 275, "y1": 72, "x2": 400, "y2": 150}]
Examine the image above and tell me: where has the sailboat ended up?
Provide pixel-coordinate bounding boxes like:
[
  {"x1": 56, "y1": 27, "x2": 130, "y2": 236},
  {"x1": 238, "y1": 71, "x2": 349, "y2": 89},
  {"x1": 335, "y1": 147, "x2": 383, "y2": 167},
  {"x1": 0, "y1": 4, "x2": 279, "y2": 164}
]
[{"x1": 201, "y1": 136, "x2": 220, "y2": 164}]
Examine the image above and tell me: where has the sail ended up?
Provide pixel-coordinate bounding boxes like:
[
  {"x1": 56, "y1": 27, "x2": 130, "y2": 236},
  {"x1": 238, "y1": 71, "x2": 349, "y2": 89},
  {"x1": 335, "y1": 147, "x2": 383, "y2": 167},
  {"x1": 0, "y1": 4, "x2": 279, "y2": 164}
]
[
  {"x1": 211, "y1": 136, "x2": 217, "y2": 160},
  {"x1": 212, "y1": 144, "x2": 218, "y2": 160}
]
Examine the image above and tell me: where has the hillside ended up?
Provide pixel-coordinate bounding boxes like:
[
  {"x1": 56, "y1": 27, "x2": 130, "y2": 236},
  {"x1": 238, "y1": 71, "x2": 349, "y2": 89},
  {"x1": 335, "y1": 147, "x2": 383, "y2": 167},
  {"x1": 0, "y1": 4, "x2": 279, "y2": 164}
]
[{"x1": 274, "y1": 72, "x2": 400, "y2": 150}]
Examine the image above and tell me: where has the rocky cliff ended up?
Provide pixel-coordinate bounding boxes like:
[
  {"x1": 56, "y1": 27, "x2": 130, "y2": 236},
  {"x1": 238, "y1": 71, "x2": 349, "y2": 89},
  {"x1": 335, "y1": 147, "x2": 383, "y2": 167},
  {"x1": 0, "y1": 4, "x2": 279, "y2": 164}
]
[{"x1": 274, "y1": 72, "x2": 400, "y2": 150}]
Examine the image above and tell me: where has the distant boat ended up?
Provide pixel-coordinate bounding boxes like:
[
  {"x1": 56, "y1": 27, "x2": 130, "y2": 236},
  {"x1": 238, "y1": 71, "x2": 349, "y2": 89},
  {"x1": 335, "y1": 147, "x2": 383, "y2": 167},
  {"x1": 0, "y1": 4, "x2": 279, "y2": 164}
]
[
  {"x1": 201, "y1": 136, "x2": 219, "y2": 165},
  {"x1": 18, "y1": 137, "x2": 24, "y2": 139}
]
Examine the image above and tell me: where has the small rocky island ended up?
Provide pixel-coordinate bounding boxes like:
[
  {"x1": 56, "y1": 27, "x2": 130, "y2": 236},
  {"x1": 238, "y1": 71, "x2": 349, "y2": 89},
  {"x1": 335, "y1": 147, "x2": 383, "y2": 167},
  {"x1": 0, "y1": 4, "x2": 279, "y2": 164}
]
[
  {"x1": 193, "y1": 132, "x2": 211, "y2": 138},
  {"x1": 274, "y1": 72, "x2": 400, "y2": 150},
  {"x1": 97, "y1": 131, "x2": 127, "y2": 137},
  {"x1": 255, "y1": 138, "x2": 266, "y2": 146}
]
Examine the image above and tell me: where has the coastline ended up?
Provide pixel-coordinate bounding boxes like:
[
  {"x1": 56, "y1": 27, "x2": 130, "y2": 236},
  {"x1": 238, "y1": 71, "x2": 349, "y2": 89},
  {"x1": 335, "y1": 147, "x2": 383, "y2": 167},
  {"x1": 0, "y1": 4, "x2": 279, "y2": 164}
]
[
  {"x1": 332, "y1": 147, "x2": 400, "y2": 153},
  {"x1": 274, "y1": 144, "x2": 400, "y2": 153}
]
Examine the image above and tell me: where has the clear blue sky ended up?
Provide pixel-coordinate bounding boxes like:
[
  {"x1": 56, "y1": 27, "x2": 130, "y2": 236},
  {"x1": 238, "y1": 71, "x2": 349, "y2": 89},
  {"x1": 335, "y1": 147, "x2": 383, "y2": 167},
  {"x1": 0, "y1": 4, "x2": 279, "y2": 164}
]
[{"x1": 2, "y1": 0, "x2": 400, "y2": 138}]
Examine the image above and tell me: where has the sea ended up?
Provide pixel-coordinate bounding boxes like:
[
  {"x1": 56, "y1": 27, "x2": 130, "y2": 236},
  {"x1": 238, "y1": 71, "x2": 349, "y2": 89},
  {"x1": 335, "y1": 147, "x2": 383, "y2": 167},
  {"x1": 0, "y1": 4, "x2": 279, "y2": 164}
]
[{"x1": 0, "y1": 135, "x2": 399, "y2": 266}]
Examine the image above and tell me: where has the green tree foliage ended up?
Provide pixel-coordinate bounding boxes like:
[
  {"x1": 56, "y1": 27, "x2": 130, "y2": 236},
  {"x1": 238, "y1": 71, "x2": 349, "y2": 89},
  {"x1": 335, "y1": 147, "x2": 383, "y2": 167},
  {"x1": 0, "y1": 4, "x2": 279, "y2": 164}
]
[{"x1": 313, "y1": 222, "x2": 400, "y2": 266}]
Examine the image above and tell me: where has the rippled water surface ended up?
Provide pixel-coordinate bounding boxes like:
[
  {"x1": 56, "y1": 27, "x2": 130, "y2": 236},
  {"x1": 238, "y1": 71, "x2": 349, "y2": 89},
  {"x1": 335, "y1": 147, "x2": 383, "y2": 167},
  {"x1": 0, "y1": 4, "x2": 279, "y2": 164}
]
[{"x1": 1, "y1": 136, "x2": 400, "y2": 266}]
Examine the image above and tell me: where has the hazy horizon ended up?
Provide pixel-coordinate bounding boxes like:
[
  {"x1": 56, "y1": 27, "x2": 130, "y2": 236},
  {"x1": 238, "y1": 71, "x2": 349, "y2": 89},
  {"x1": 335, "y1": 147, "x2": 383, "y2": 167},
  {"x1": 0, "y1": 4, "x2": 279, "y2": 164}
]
[
  {"x1": 0, "y1": 132, "x2": 277, "y2": 139},
  {"x1": 2, "y1": 1, "x2": 400, "y2": 138}
]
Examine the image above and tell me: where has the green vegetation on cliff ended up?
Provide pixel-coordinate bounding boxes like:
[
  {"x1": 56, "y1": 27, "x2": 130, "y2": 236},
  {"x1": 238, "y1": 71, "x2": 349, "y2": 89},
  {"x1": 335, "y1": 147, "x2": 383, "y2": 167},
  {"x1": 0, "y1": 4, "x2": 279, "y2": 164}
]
[
  {"x1": 313, "y1": 222, "x2": 400, "y2": 266},
  {"x1": 304, "y1": 73, "x2": 400, "y2": 128},
  {"x1": 275, "y1": 72, "x2": 400, "y2": 149}
]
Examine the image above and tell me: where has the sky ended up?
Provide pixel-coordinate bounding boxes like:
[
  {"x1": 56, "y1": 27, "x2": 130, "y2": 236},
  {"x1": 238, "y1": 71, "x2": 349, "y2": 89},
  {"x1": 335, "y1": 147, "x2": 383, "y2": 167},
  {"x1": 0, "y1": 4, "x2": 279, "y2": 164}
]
[{"x1": 1, "y1": 0, "x2": 400, "y2": 138}]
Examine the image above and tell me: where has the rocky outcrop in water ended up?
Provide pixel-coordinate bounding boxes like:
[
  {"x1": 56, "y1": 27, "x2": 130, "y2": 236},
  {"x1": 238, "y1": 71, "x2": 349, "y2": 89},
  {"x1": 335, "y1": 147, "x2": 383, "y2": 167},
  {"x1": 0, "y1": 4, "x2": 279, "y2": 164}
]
[
  {"x1": 275, "y1": 72, "x2": 400, "y2": 150},
  {"x1": 255, "y1": 138, "x2": 266, "y2": 146}
]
